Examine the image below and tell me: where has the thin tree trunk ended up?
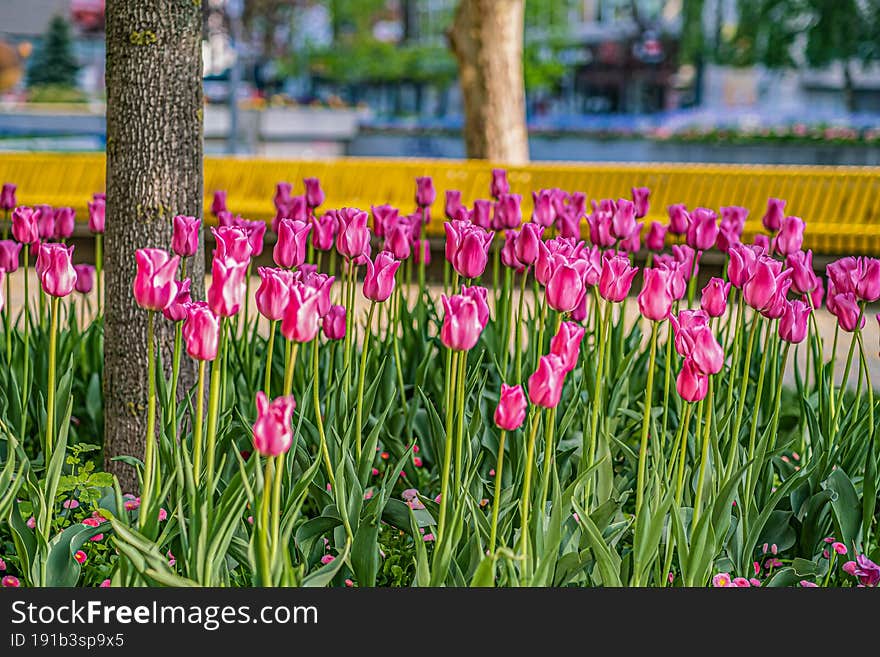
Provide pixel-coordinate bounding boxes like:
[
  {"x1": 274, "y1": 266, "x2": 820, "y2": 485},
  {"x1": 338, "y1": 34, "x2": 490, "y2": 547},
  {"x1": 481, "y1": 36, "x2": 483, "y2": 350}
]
[
  {"x1": 843, "y1": 61, "x2": 856, "y2": 114},
  {"x1": 448, "y1": 0, "x2": 529, "y2": 164},
  {"x1": 104, "y1": 0, "x2": 204, "y2": 493}
]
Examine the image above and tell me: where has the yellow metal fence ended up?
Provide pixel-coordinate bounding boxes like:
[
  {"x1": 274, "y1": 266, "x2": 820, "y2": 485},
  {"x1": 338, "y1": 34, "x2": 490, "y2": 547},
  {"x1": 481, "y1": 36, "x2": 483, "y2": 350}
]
[{"x1": 2, "y1": 153, "x2": 879, "y2": 254}]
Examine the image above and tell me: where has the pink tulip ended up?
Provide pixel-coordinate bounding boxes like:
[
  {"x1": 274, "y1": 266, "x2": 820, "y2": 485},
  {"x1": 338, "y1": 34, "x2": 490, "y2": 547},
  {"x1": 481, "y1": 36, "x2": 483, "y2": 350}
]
[
  {"x1": 501, "y1": 230, "x2": 525, "y2": 273},
  {"x1": 550, "y1": 321, "x2": 585, "y2": 372},
  {"x1": 856, "y1": 257, "x2": 880, "y2": 302},
  {"x1": 133, "y1": 248, "x2": 180, "y2": 311},
  {"x1": 74, "y1": 264, "x2": 96, "y2": 295},
  {"x1": 0, "y1": 240, "x2": 21, "y2": 272},
  {"x1": 598, "y1": 253, "x2": 639, "y2": 302},
  {"x1": 216, "y1": 210, "x2": 233, "y2": 227},
  {"x1": 0, "y1": 183, "x2": 16, "y2": 210},
  {"x1": 638, "y1": 267, "x2": 674, "y2": 321},
  {"x1": 490, "y1": 168, "x2": 510, "y2": 199},
  {"x1": 826, "y1": 257, "x2": 859, "y2": 295},
  {"x1": 11, "y1": 206, "x2": 39, "y2": 245},
  {"x1": 207, "y1": 256, "x2": 247, "y2": 317},
  {"x1": 445, "y1": 221, "x2": 493, "y2": 279},
  {"x1": 274, "y1": 218, "x2": 312, "y2": 269},
  {"x1": 787, "y1": 250, "x2": 818, "y2": 295},
  {"x1": 171, "y1": 215, "x2": 201, "y2": 258},
  {"x1": 532, "y1": 189, "x2": 556, "y2": 227},
  {"x1": 493, "y1": 194, "x2": 522, "y2": 230},
  {"x1": 570, "y1": 292, "x2": 588, "y2": 322},
  {"x1": 645, "y1": 222, "x2": 667, "y2": 251},
  {"x1": 677, "y1": 358, "x2": 708, "y2": 402},
  {"x1": 611, "y1": 199, "x2": 637, "y2": 240},
  {"x1": 494, "y1": 383, "x2": 527, "y2": 431},
  {"x1": 53, "y1": 206, "x2": 75, "y2": 240},
  {"x1": 370, "y1": 205, "x2": 398, "y2": 239},
  {"x1": 546, "y1": 260, "x2": 587, "y2": 312},
  {"x1": 252, "y1": 391, "x2": 296, "y2": 457},
  {"x1": 461, "y1": 284, "x2": 490, "y2": 328},
  {"x1": 87, "y1": 198, "x2": 105, "y2": 234},
  {"x1": 743, "y1": 257, "x2": 792, "y2": 313},
  {"x1": 669, "y1": 309, "x2": 709, "y2": 355},
  {"x1": 183, "y1": 301, "x2": 219, "y2": 360},
  {"x1": 281, "y1": 283, "x2": 322, "y2": 342},
  {"x1": 211, "y1": 190, "x2": 227, "y2": 217},
  {"x1": 162, "y1": 278, "x2": 190, "y2": 321},
  {"x1": 37, "y1": 242, "x2": 76, "y2": 297},
  {"x1": 272, "y1": 195, "x2": 307, "y2": 233},
  {"x1": 728, "y1": 243, "x2": 760, "y2": 289},
  {"x1": 668, "y1": 204, "x2": 690, "y2": 235},
  {"x1": 415, "y1": 177, "x2": 435, "y2": 208},
  {"x1": 35, "y1": 205, "x2": 54, "y2": 239},
  {"x1": 619, "y1": 222, "x2": 643, "y2": 253},
  {"x1": 701, "y1": 277, "x2": 730, "y2": 318},
  {"x1": 212, "y1": 226, "x2": 252, "y2": 264},
  {"x1": 774, "y1": 216, "x2": 805, "y2": 255},
  {"x1": 303, "y1": 177, "x2": 325, "y2": 209},
  {"x1": 273, "y1": 182, "x2": 292, "y2": 211},
  {"x1": 312, "y1": 212, "x2": 338, "y2": 251},
  {"x1": 322, "y1": 305, "x2": 346, "y2": 340},
  {"x1": 515, "y1": 222, "x2": 544, "y2": 266},
  {"x1": 237, "y1": 218, "x2": 267, "y2": 257},
  {"x1": 716, "y1": 206, "x2": 747, "y2": 253},
  {"x1": 445, "y1": 190, "x2": 463, "y2": 221},
  {"x1": 831, "y1": 292, "x2": 864, "y2": 332},
  {"x1": 336, "y1": 209, "x2": 371, "y2": 260},
  {"x1": 255, "y1": 267, "x2": 290, "y2": 321},
  {"x1": 556, "y1": 207, "x2": 581, "y2": 239},
  {"x1": 363, "y1": 251, "x2": 401, "y2": 302},
  {"x1": 632, "y1": 187, "x2": 650, "y2": 218},
  {"x1": 528, "y1": 353, "x2": 567, "y2": 409},
  {"x1": 685, "y1": 208, "x2": 717, "y2": 251},
  {"x1": 779, "y1": 300, "x2": 810, "y2": 343},
  {"x1": 440, "y1": 293, "x2": 484, "y2": 351},
  {"x1": 471, "y1": 199, "x2": 492, "y2": 230},
  {"x1": 385, "y1": 219, "x2": 413, "y2": 260},
  {"x1": 587, "y1": 204, "x2": 615, "y2": 247},
  {"x1": 762, "y1": 198, "x2": 785, "y2": 232}
]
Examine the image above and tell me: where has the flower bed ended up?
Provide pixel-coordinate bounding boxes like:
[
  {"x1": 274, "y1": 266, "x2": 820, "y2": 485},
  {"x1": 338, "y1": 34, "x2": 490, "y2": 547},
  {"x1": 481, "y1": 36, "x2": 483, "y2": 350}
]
[{"x1": 0, "y1": 174, "x2": 878, "y2": 588}]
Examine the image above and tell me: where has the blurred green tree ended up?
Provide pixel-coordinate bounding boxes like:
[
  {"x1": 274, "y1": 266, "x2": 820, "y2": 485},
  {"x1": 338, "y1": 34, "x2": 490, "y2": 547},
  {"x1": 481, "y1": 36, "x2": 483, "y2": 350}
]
[{"x1": 26, "y1": 14, "x2": 80, "y2": 89}]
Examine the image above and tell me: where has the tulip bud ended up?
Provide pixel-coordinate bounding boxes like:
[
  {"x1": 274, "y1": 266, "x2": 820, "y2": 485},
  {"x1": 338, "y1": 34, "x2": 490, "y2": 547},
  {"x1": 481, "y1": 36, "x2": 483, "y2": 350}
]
[
  {"x1": 0, "y1": 183, "x2": 16, "y2": 211},
  {"x1": 502, "y1": 230, "x2": 525, "y2": 273},
  {"x1": 779, "y1": 299, "x2": 810, "y2": 343},
  {"x1": 515, "y1": 223, "x2": 544, "y2": 266},
  {"x1": 274, "y1": 218, "x2": 312, "y2": 269},
  {"x1": 35, "y1": 205, "x2": 54, "y2": 239},
  {"x1": 322, "y1": 305, "x2": 346, "y2": 340},
  {"x1": 619, "y1": 222, "x2": 643, "y2": 253},
  {"x1": 302, "y1": 271, "x2": 335, "y2": 317},
  {"x1": 490, "y1": 169, "x2": 510, "y2": 199},
  {"x1": 461, "y1": 284, "x2": 490, "y2": 328},
  {"x1": 701, "y1": 277, "x2": 730, "y2": 318},
  {"x1": 786, "y1": 250, "x2": 818, "y2": 295},
  {"x1": 762, "y1": 198, "x2": 785, "y2": 233},
  {"x1": 493, "y1": 194, "x2": 522, "y2": 230},
  {"x1": 686, "y1": 208, "x2": 718, "y2": 251},
  {"x1": 237, "y1": 218, "x2": 267, "y2": 257},
  {"x1": 632, "y1": 187, "x2": 650, "y2": 218},
  {"x1": 212, "y1": 226, "x2": 252, "y2": 264},
  {"x1": 172, "y1": 215, "x2": 201, "y2": 258},
  {"x1": 676, "y1": 358, "x2": 708, "y2": 402},
  {"x1": 74, "y1": 263, "x2": 96, "y2": 295},
  {"x1": 311, "y1": 212, "x2": 338, "y2": 251},
  {"x1": 211, "y1": 190, "x2": 227, "y2": 217},
  {"x1": 272, "y1": 195, "x2": 307, "y2": 233},
  {"x1": 183, "y1": 301, "x2": 220, "y2": 361},
  {"x1": 556, "y1": 207, "x2": 581, "y2": 239},
  {"x1": 252, "y1": 391, "x2": 296, "y2": 457},
  {"x1": 0, "y1": 240, "x2": 22, "y2": 273},
  {"x1": 415, "y1": 177, "x2": 436, "y2": 208},
  {"x1": 273, "y1": 182, "x2": 292, "y2": 211},
  {"x1": 280, "y1": 283, "x2": 322, "y2": 342},
  {"x1": 728, "y1": 243, "x2": 759, "y2": 289},
  {"x1": 385, "y1": 221, "x2": 412, "y2": 260},
  {"x1": 88, "y1": 198, "x2": 105, "y2": 234},
  {"x1": 162, "y1": 278, "x2": 191, "y2": 321},
  {"x1": 638, "y1": 267, "x2": 675, "y2": 321},
  {"x1": 494, "y1": 383, "x2": 527, "y2": 431},
  {"x1": 774, "y1": 216, "x2": 805, "y2": 256},
  {"x1": 471, "y1": 199, "x2": 492, "y2": 229},
  {"x1": 668, "y1": 204, "x2": 690, "y2": 235},
  {"x1": 336, "y1": 209, "x2": 371, "y2": 260},
  {"x1": 549, "y1": 321, "x2": 585, "y2": 372},
  {"x1": 303, "y1": 177, "x2": 325, "y2": 209},
  {"x1": 531, "y1": 190, "x2": 556, "y2": 227},
  {"x1": 53, "y1": 206, "x2": 75, "y2": 240},
  {"x1": 528, "y1": 353, "x2": 567, "y2": 409},
  {"x1": 207, "y1": 255, "x2": 248, "y2": 317},
  {"x1": 831, "y1": 291, "x2": 864, "y2": 332},
  {"x1": 133, "y1": 248, "x2": 180, "y2": 311},
  {"x1": 856, "y1": 257, "x2": 880, "y2": 302},
  {"x1": 37, "y1": 242, "x2": 76, "y2": 297},
  {"x1": 743, "y1": 257, "x2": 792, "y2": 312},
  {"x1": 610, "y1": 199, "x2": 637, "y2": 240},
  {"x1": 587, "y1": 205, "x2": 615, "y2": 247},
  {"x1": 598, "y1": 253, "x2": 639, "y2": 302},
  {"x1": 255, "y1": 267, "x2": 291, "y2": 321},
  {"x1": 445, "y1": 190, "x2": 463, "y2": 221},
  {"x1": 440, "y1": 293, "x2": 484, "y2": 351},
  {"x1": 11, "y1": 206, "x2": 39, "y2": 245},
  {"x1": 547, "y1": 260, "x2": 586, "y2": 312},
  {"x1": 363, "y1": 251, "x2": 401, "y2": 303},
  {"x1": 645, "y1": 222, "x2": 666, "y2": 251}
]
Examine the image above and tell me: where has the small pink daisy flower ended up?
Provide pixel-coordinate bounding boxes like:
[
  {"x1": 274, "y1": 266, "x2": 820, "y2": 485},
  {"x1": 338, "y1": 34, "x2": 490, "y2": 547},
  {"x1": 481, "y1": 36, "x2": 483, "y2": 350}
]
[
  {"x1": 489, "y1": 469, "x2": 496, "y2": 477},
  {"x1": 799, "y1": 580, "x2": 818, "y2": 588},
  {"x1": 321, "y1": 555, "x2": 335, "y2": 565},
  {"x1": 412, "y1": 445, "x2": 419, "y2": 453},
  {"x1": 823, "y1": 536, "x2": 835, "y2": 544},
  {"x1": 371, "y1": 468, "x2": 379, "y2": 476},
  {"x1": 26, "y1": 516, "x2": 36, "y2": 529},
  {"x1": 832, "y1": 542, "x2": 847, "y2": 555},
  {"x1": 123, "y1": 497, "x2": 141, "y2": 511},
  {"x1": 753, "y1": 561, "x2": 760, "y2": 575},
  {"x1": 158, "y1": 508, "x2": 168, "y2": 522},
  {"x1": 423, "y1": 533, "x2": 435, "y2": 542},
  {"x1": 413, "y1": 457, "x2": 423, "y2": 467},
  {"x1": 62, "y1": 499, "x2": 80, "y2": 509},
  {"x1": 363, "y1": 490, "x2": 373, "y2": 500},
  {"x1": 749, "y1": 578, "x2": 762, "y2": 587},
  {"x1": 345, "y1": 579, "x2": 354, "y2": 587},
  {"x1": 100, "y1": 579, "x2": 111, "y2": 588},
  {"x1": 712, "y1": 573, "x2": 733, "y2": 588},
  {"x1": 74, "y1": 550, "x2": 88, "y2": 565},
  {"x1": 0, "y1": 558, "x2": 6, "y2": 571},
  {"x1": 2, "y1": 575, "x2": 21, "y2": 587},
  {"x1": 167, "y1": 550, "x2": 176, "y2": 567},
  {"x1": 732, "y1": 577, "x2": 751, "y2": 587}
]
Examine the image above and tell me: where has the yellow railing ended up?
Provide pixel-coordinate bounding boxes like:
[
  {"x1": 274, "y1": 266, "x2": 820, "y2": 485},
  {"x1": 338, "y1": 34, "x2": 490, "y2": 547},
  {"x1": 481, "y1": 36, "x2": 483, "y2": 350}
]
[{"x1": 2, "y1": 153, "x2": 879, "y2": 254}]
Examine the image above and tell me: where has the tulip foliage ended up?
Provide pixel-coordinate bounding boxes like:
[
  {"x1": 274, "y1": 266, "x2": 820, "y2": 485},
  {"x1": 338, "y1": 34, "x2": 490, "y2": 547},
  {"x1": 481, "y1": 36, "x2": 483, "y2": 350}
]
[{"x1": 1, "y1": 175, "x2": 879, "y2": 589}]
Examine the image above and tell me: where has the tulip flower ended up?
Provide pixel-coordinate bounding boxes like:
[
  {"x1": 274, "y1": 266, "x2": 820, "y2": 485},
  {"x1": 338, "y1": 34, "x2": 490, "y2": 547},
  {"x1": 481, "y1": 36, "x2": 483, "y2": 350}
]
[
  {"x1": 619, "y1": 222, "x2": 643, "y2": 253},
  {"x1": 74, "y1": 264, "x2": 96, "y2": 295},
  {"x1": 856, "y1": 257, "x2": 880, "y2": 302},
  {"x1": 322, "y1": 305, "x2": 346, "y2": 340},
  {"x1": 336, "y1": 208, "x2": 371, "y2": 260},
  {"x1": 668, "y1": 204, "x2": 690, "y2": 235},
  {"x1": 302, "y1": 271, "x2": 334, "y2": 317},
  {"x1": 831, "y1": 291, "x2": 864, "y2": 332},
  {"x1": 549, "y1": 321, "x2": 585, "y2": 372},
  {"x1": 440, "y1": 293, "x2": 484, "y2": 351},
  {"x1": 363, "y1": 251, "x2": 401, "y2": 303},
  {"x1": 415, "y1": 176, "x2": 436, "y2": 208},
  {"x1": 160, "y1": 278, "x2": 189, "y2": 322},
  {"x1": 556, "y1": 207, "x2": 581, "y2": 239},
  {"x1": 532, "y1": 189, "x2": 556, "y2": 227},
  {"x1": 701, "y1": 277, "x2": 730, "y2": 318},
  {"x1": 183, "y1": 301, "x2": 219, "y2": 360},
  {"x1": 311, "y1": 212, "x2": 338, "y2": 251},
  {"x1": 445, "y1": 190, "x2": 463, "y2": 221},
  {"x1": 36, "y1": 242, "x2": 76, "y2": 297},
  {"x1": 237, "y1": 218, "x2": 267, "y2": 257},
  {"x1": 445, "y1": 221, "x2": 494, "y2": 279},
  {"x1": 774, "y1": 215, "x2": 805, "y2": 255},
  {"x1": 494, "y1": 383, "x2": 527, "y2": 431},
  {"x1": 762, "y1": 197, "x2": 786, "y2": 232},
  {"x1": 547, "y1": 259, "x2": 587, "y2": 312},
  {"x1": 53, "y1": 207, "x2": 75, "y2": 240},
  {"x1": 515, "y1": 222, "x2": 543, "y2": 266},
  {"x1": 272, "y1": 195, "x2": 307, "y2": 233},
  {"x1": 370, "y1": 205, "x2": 398, "y2": 239},
  {"x1": 280, "y1": 283, "x2": 321, "y2": 342},
  {"x1": 0, "y1": 183, "x2": 16, "y2": 210},
  {"x1": 571, "y1": 292, "x2": 588, "y2": 322},
  {"x1": 273, "y1": 182, "x2": 292, "y2": 211},
  {"x1": 490, "y1": 168, "x2": 509, "y2": 199},
  {"x1": 587, "y1": 203, "x2": 615, "y2": 247},
  {"x1": 787, "y1": 250, "x2": 818, "y2": 295},
  {"x1": 716, "y1": 206, "x2": 747, "y2": 253},
  {"x1": 528, "y1": 353, "x2": 567, "y2": 409},
  {"x1": 385, "y1": 219, "x2": 413, "y2": 260},
  {"x1": 471, "y1": 199, "x2": 492, "y2": 229},
  {"x1": 212, "y1": 226, "x2": 252, "y2": 264},
  {"x1": 303, "y1": 177, "x2": 325, "y2": 210},
  {"x1": 598, "y1": 253, "x2": 639, "y2": 302},
  {"x1": 35, "y1": 205, "x2": 55, "y2": 239},
  {"x1": 255, "y1": 267, "x2": 291, "y2": 321},
  {"x1": 493, "y1": 194, "x2": 522, "y2": 230},
  {"x1": 0, "y1": 240, "x2": 21, "y2": 272},
  {"x1": 677, "y1": 358, "x2": 708, "y2": 401},
  {"x1": 645, "y1": 222, "x2": 667, "y2": 251},
  {"x1": 501, "y1": 230, "x2": 526, "y2": 273},
  {"x1": 211, "y1": 190, "x2": 227, "y2": 217},
  {"x1": 743, "y1": 256, "x2": 792, "y2": 313},
  {"x1": 638, "y1": 267, "x2": 675, "y2": 321},
  {"x1": 11, "y1": 206, "x2": 39, "y2": 245},
  {"x1": 728, "y1": 243, "x2": 760, "y2": 289},
  {"x1": 207, "y1": 256, "x2": 248, "y2": 317},
  {"x1": 611, "y1": 199, "x2": 637, "y2": 239},
  {"x1": 273, "y1": 218, "x2": 312, "y2": 269},
  {"x1": 252, "y1": 391, "x2": 296, "y2": 457},
  {"x1": 779, "y1": 299, "x2": 810, "y2": 343},
  {"x1": 133, "y1": 249, "x2": 180, "y2": 311},
  {"x1": 461, "y1": 284, "x2": 490, "y2": 328},
  {"x1": 686, "y1": 207, "x2": 718, "y2": 251},
  {"x1": 171, "y1": 215, "x2": 201, "y2": 258},
  {"x1": 632, "y1": 186, "x2": 650, "y2": 218},
  {"x1": 88, "y1": 198, "x2": 105, "y2": 234}
]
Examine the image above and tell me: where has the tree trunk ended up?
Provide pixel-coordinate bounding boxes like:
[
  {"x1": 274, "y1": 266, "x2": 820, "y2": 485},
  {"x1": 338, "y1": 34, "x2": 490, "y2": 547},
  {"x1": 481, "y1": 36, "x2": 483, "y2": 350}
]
[
  {"x1": 104, "y1": 0, "x2": 204, "y2": 493},
  {"x1": 448, "y1": 0, "x2": 529, "y2": 164},
  {"x1": 842, "y1": 61, "x2": 856, "y2": 114}
]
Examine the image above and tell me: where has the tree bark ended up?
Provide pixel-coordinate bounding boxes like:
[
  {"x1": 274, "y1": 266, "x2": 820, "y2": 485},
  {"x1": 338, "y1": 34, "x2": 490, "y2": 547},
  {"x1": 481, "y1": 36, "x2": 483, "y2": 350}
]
[
  {"x1": 448, "y1": 0, "x2": 529, "y2": 164},
  {"x1": 104, "y1": 0, "x2": 204, "y2": 493}
]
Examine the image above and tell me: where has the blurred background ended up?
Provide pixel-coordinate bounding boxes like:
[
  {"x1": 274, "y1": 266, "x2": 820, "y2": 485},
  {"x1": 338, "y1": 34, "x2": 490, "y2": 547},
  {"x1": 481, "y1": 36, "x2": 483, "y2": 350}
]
[{"x1": 0, "y1": 0, "x2": 878, "y2": 163}]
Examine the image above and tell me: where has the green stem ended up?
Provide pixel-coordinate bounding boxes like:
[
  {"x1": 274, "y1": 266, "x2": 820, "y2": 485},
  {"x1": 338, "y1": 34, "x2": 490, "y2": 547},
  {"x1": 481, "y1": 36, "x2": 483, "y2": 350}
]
[
  {"x1": 45, "y1": 296, "x2": 59, "y2": 464},
  {"x1": 724, "y1": 293, "x2": 745, "y2": 419},
  {"x1": 636, "y1": 321, "x2": 659, "y2": 516},
  {"x1": 20, "y1": 245, "x2": 29, "y2": 439},
  {"x1": 4, "y1": 272, "x2": 10, "y2": 363},
  {"x1": 453, "y1": 349, "x2": 467, "y2": 495},
  {"x1": 500, "y1": 267, "x2": 513, "y2": 375},
  {"x1": 834, "y1": 329, "x2": 860, "y2": 429},
  {"x1": 192, "y1": 360, "x2": 206, "y2": 485},
  {"x1": 584, "y1": 297, "x2": 611, "y2": 510},
  {"x1": 693, "y1": 378, "x2": 715, "y2": 525},
  {"x1": 312, "y1": 337, "x2": 335, "y2": 487},
  {"x1": 170, "y1": 321, "x2": 182, "y2": 437},
  {"x1": 258, "y1": 456, "x2": 273, "y2": 585},
  {"x1": 283, "y1": 341, "x2": 299, "y2": 396},
  {"x1": 355, "y1": 301, "x2": 376, "y2": 460},
  {"x1": 271, "y1": 451, "x2": 284, "y2": 555},
  {"x1": 659, "y1": 321, "x2": 674, "y2": 455},
  {"x1": 242, "y1": 262, "x2": 252, "y2": 336},
  {"x1": 95, "y1": 233, "x2": 102, "y2": 313},
  {"x1": 744, "y1": 320, "x2": 773, "y2": 497},
  {"x1": 263, "y1": 320, "x2": 276, "y2": 395},
  {"x1": 488, "y1": 429, "x2": 507, "y2": 554},
  {"x1": 392, "y1": 286, "x2": 406, "y2": 406},
  {"x1": 514, "y1": 271, "x2": 527, "y2": 384},
  {"x1": 204, "y1": 320, "x2": 228, "y2": 493},
  {"x1": 140, "y1": 311, "x2": 156, "y2": 529},
  {"x1": 436, "y1": 347, "x2": 459, "y2": 544},
  {"x1": 537, "y1": 405, "x2": 557, "y2": 522},
  {"x1": 519, "y1": 410, "x2": 542, "y2": 579},
  {"x1": 728, "y1": 313, "x2": 760, "y2": 472}
]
